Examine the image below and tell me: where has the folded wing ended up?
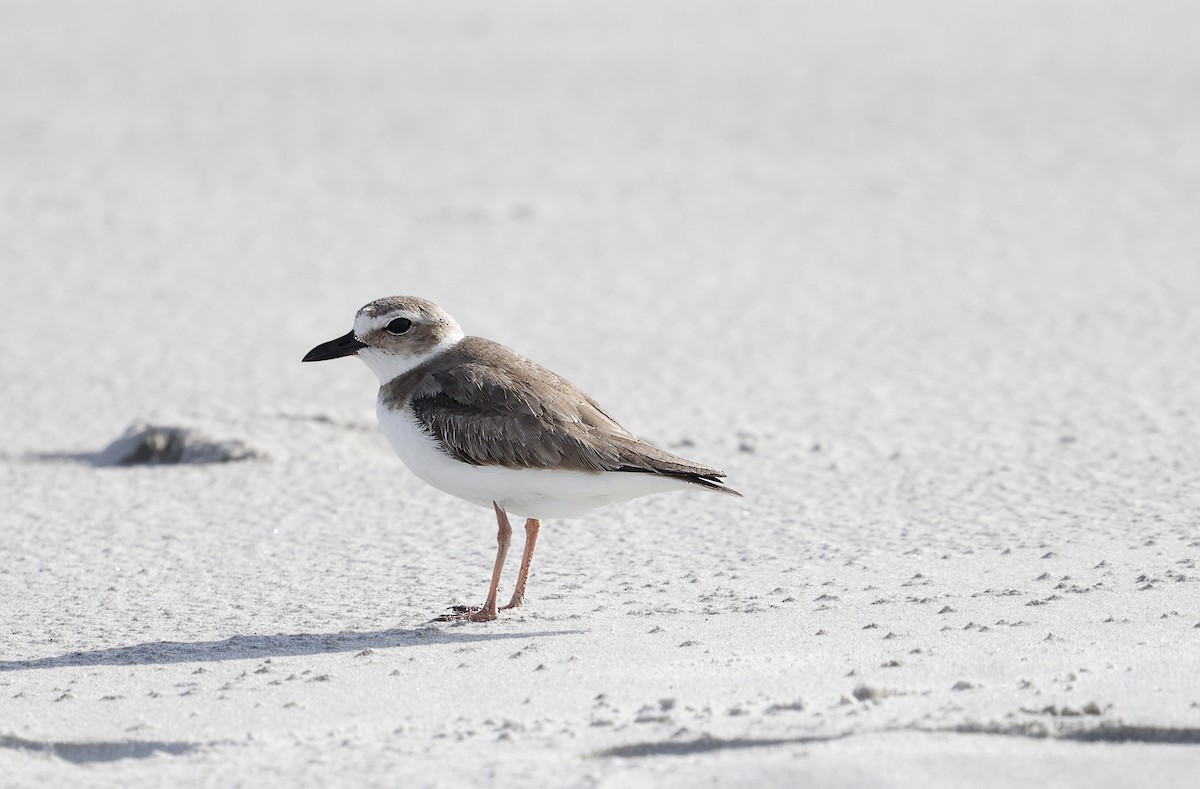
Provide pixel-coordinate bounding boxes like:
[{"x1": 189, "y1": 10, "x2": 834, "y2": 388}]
[{"x1": 407, "y1": 340, "x2": 739, "y2": 496}]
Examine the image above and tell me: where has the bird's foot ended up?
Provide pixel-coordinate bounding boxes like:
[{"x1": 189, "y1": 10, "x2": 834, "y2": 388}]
[
  {"x1": 435, "y1": 605, "x2": 497, "y2": 623},
  {"x1": 499, "y1": 595, "x2": 524, "y2": 611}
]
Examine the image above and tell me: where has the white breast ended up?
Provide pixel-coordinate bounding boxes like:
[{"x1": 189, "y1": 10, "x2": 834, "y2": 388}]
[{"x1": 375, "y1": 400, "x2": 695, "y2": 519}]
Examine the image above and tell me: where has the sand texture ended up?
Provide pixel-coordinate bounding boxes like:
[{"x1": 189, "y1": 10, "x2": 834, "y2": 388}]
[{"x1": 2, "y1": 1, "x2": 1199, "y2": 785}]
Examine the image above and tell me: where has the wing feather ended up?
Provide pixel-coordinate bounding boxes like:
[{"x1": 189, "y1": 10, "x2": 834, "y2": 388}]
[{"x1": 404, "y1": 339, "x2": 733, "y2": 492}]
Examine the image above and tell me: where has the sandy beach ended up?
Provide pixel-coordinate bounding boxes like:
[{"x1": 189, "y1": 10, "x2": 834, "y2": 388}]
[{"x1": 2, "y1": 1, "x2": 1199, "y2": 785}]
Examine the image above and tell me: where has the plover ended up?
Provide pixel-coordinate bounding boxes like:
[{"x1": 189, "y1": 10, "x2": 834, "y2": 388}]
[{"x1": 303, "y1": 296, "x2": 740, "y2": 621}]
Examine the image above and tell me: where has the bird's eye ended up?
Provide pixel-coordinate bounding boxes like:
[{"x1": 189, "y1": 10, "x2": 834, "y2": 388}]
[{"x1": 385, "y1": 318, "x2": 413, "y2": 335}]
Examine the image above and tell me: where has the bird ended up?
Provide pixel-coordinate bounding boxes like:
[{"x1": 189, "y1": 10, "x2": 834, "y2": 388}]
[{"x1": 302, "y1": 296, "x2": 741, "y2": 622}]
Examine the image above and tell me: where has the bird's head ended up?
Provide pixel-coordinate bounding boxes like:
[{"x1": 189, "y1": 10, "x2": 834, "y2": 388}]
[{"x1": 302, "y1": 296, "x2": 465, "y2": 383}]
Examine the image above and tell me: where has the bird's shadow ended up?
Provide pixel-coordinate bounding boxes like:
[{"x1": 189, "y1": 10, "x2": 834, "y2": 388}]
[{"x1": 0, "y1": 625, "x2": 581, "y2": 672}]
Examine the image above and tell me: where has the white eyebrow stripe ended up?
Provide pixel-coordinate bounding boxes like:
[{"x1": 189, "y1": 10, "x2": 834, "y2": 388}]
[{"x1": 355, "y1": 310, "x2": 423, "y2": 336}]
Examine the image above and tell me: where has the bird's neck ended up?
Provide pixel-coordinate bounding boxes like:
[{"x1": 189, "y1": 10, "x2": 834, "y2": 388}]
[{"x1": 358, "y1": 331, "x2": 464, "y2": 385}]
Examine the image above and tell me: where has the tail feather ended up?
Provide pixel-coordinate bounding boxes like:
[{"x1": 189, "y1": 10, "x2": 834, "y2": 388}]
[
  {"x1": 618, "y1": 466, "x2": 742, "y2": 497},
  {"x1": 667, "y1": 471, "x2": 742, "y2": 497},
  {"x1": 609, "y1": 436, "x2": 741, "y2": 497}
]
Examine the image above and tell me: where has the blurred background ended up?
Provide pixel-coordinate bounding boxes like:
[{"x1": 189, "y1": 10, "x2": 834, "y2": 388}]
[{"x1": 2, "y1": 0, "x2": 1198, "y2": 538}]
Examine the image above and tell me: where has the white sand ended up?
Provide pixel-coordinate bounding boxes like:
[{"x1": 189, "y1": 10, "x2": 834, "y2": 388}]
[{"x1": 2, "y1": 0, "x2": 1199, "y2": 785}]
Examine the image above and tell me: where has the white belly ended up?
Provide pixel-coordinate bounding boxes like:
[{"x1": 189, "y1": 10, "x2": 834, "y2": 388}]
[{"x1": 375, "y1": 401, "x2": 693, "y2": 519}]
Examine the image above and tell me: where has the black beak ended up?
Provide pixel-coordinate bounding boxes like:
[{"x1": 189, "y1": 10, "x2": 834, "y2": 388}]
[{"x1": 302, "y1": 330, "x2": 368, "y2": 362}]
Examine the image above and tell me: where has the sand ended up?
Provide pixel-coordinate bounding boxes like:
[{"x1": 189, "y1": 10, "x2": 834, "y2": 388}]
[{"x1": 2, "y1": 0, "x2": 1199, "y2": 785}]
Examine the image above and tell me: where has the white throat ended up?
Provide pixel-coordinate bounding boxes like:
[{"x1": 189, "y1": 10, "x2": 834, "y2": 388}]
[{"x1": 355, "y1": 331, "x2": 464, "y2": 384}]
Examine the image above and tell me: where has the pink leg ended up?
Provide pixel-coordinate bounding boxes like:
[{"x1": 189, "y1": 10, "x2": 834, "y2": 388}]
[
  {"x1": 500, "y1": 519, "x2": 541, "y2": 610},
  {"x1": 437, "y1": 502, "x2": 512, "y2": 622}
]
